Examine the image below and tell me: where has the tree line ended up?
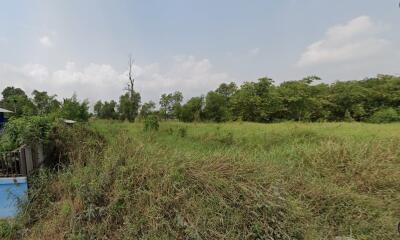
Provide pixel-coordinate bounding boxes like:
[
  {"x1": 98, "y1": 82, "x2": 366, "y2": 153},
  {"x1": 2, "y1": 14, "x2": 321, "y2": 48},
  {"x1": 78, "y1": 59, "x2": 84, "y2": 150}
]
[
  {"x1": 96, "y1": 74, "x2": 400, "y2": 123},
  {"x1": 1, "y1": 74, "x2": 399, "y2": 123}
]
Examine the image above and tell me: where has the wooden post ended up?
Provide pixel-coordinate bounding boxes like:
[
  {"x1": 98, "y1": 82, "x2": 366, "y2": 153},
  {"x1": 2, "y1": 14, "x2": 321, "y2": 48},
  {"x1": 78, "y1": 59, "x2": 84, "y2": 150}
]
[
  {"x1": 25, "y1": 146, "x2": 33, "y2": 176},
  {"x1": 37, "y1": 143, "x2": 44, "y2": 166},
  {"x1": 19, "y1": 147, "x2": 27, "y2": 176}
]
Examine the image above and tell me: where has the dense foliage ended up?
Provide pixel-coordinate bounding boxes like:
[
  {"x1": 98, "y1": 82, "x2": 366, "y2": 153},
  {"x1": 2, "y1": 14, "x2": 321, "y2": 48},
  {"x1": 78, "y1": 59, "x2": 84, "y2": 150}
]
[
  {"x1": 143, "y1": 114, "x2": 160, "y2": 131},
  {"x1": 1, "y1": 74, "x2": 399, "y2": 123},
  {"x1": 0, "y1": 116, "x2": 53, "y2": 152},
  {"x1": 173, "y1": 74, "x2": 399, "y2": 123},
  {"x1": 0, "y1": 87, "x2": 90, "y2": 122},
  {"x1": 136, "y1": 74, "x2": 400, "y2": 123}
]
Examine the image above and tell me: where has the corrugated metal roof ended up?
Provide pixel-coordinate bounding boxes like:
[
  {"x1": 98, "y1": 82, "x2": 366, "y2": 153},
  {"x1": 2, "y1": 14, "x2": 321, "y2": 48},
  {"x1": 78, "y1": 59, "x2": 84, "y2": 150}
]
[{"x1": 0, "y1": 108, "x2": 13, "y2": 113}]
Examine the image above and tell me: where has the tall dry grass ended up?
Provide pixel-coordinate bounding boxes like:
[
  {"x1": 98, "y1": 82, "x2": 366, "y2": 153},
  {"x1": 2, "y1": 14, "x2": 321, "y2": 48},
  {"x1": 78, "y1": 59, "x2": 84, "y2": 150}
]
[{"x1": 1, "y1": 121, "x2": 399, "y2": 239}]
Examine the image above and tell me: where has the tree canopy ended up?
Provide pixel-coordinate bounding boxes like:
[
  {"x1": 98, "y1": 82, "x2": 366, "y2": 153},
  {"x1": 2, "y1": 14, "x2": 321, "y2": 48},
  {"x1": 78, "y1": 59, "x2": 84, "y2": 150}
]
[{"x1": 1, "y1": 74, "x2": 399, "y2": 123}]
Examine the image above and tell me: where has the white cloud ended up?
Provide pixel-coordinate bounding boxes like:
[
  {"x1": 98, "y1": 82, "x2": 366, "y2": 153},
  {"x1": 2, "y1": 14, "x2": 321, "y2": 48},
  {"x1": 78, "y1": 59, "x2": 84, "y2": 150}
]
[
  {"x1": 39, "y1": 35, "x2": 54, "y2": 47},
  {"x1": 0, "y1": 56, "x2": 231, "y2": 104},
  {"x1": 135, "y1": 55, "x2": 230, "y2": 102},
  {"x1": 297, "y1": 16, "x2": 390, "y2": 67},
  {"x1": 248, "y1": 48, "x2": 260, "y2": 57},
  {"x1": 22, "y1": 64, "x2": 49, "y2": 81}
]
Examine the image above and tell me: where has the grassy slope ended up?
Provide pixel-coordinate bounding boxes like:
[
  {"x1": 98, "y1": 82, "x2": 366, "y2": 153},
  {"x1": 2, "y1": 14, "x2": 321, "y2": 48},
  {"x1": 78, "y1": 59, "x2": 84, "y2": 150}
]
[{"x1": 6, "y1": 121, "x2": 400, "y2": 239}]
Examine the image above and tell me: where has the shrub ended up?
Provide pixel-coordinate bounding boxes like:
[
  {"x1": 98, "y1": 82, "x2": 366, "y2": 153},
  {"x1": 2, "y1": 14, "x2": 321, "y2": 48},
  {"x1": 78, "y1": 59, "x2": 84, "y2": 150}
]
[
  {"x1": 144, "y1": 115, "x2": 159, "y2": 131},
  {"x1": 218, "y1": 132, "x2": 234, "y2": 145},
  {"x1": 166, "y1": 127, "x2": 174, "y2": 135},
  {"x1": 177, "y1": 127, "x2": 187, "y2": 138},
  {"x1": 343, "y1": 109, "x2": 354, "y2": 122},
  {"x1": 0, "y1": 116, "x2": 52, "y2": 152},
  {"x1": 369, "y1": 108, "x2": 400, "y2": 123}
]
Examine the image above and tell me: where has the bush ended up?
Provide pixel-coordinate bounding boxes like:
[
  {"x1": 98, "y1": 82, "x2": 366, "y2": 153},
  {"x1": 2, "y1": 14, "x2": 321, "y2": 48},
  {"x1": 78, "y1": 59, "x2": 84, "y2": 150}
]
[
  {"x1": 144, "y1": 115, "x2": 159, "y2": 131},
  {"x1": 0, "y1": 116, "x2": 52, "y2": 152},
  {"x1": 369, "y1": 108, "x2": 400, "y2": 123},
  {"x1": 178, "y1": 127, "x2": 187, "y2": 138},
  {"x1": 343, "y1": 109, "x2": 354, "y2": 122}
]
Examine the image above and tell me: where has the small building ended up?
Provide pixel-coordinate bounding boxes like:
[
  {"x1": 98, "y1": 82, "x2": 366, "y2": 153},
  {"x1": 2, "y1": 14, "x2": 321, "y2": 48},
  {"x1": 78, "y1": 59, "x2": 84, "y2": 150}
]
[{"x1": 0, "y1": 107, "x2": 13, "y2": 128}]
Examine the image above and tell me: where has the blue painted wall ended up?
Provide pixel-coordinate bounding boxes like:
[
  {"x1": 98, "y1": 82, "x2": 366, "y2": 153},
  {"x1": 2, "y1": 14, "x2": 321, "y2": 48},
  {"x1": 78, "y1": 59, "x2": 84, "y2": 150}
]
[{"x1": 0, "y1": 177, "x2": 28, "y2": 218}]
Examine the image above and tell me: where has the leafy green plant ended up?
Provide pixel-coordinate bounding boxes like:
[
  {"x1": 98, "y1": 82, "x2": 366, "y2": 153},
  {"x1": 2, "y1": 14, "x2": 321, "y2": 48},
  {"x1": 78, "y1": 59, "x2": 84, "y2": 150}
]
[
  {"x1": 343, "y1": 109, "x2": 354, "y2": 122},
  {"x1": 218, "y1": 132, "x2": 234, "y2": 145},
  {"x1": 0, "y1": 116, "x2": 52, "y2": 152},
  {"x1": 177, "y1": 127, "x2": 187, "y2": 137},
  {"x1": 369, "y1": 108, "x2": 400, "y2": 123},
  {"x1": 144, "y1": 115, "x2": 159, "y2": 131}
]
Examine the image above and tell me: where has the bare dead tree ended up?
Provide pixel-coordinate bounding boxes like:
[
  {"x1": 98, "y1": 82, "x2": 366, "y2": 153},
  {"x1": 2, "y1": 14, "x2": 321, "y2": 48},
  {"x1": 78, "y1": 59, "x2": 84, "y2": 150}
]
[{"x1": 126, "y1": 55, "x2": 135, "y2": 100}]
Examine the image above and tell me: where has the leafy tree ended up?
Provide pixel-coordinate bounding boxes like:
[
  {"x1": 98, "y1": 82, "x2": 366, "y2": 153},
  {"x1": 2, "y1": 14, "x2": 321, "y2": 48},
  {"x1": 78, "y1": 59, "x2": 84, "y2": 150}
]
[
  {"x1": 94, "y1": 101, "x2": 103, "y2": 117},
  {"x1": 369, "y1": 108, "x2": 400, "y2": 123},
  {"x1": 215, "y1": 82, "x2": 238, "y2": 99},
  {"x1": 204, "y1": 91, "x2": 229, "y2": 122},
  {"x1": 159, "y1": 91, "x2": 183, "y2": 119},
  {"x1": 32, "y1": 90, "x2": 60, "y2": 115},
  {"x1": 100, "y1": 100, "x2": 118, "y2": 119},
  {"x1": 278, "y1": 77, "x2": 322, "y2": 121},
  {"x1": 59, "y1": 94, "x2": 90, "y2": 121},
  {"x1": 140, "y1": 101, "x2": 156, "y2": 119},
  {"x1": 118, "y1": 92, "x2": 140, "y2": 122},
  {"x1": 179, "y1": 96, "x2": 204, "y2": 122},
  {"x1": 2, "y1": 87, "x2": 27, "y2": 99},
  {"x1": 231, "y1": 77, "x2": 281, "y2": 122},
  {"x1": 202, "y1": 82, "x2": 238, "y2": 122},
  {"x1": 0, "y1": 87, "x2": 37, "y2": 116},
  {"x1": 329, "y1": 81, "x2": 369, "y2": 121}
]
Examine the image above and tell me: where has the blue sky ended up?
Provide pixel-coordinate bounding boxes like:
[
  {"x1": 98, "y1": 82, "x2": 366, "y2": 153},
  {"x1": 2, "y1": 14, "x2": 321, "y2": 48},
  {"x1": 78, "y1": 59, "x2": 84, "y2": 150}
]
[{"x1": 1, "y1": 0, "x2": 399, "y2": 103}]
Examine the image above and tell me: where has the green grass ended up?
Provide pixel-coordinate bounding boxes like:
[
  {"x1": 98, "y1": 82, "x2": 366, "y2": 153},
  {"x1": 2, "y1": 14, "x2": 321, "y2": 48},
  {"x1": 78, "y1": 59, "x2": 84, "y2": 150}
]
[{"x1": 4, "y1": 120, "x2": 400, "y2": 239}]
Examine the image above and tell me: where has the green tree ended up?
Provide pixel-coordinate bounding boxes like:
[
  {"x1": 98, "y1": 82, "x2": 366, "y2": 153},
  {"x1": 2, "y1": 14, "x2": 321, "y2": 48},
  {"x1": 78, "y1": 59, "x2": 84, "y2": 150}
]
[
  {"x1": 0, "y1": 87, "x2": 37, "y2": 116},
  {"x1": 159, "y1": 91, "x2": 183, "y2": 119},
  {"x1": 101, "y1": 100, "x2": 118, "y2": 119},
  {"x1": 94, "y1": 100, "x2": 103, "y2": 117},
  {"x1": 231, "y1": 77, "x2": 281, "y2": 122},
  {"x1": 32, "y1": 90, "x2": 60, "y2": 115},
  {"x1": 329, "y1": 81, "x2": 369, "y2": 121},
  {"x1": 204, "y1": 91, "x2": 229, "y2": 122},
  {"x1": 118, "y1": 92, "x2": 140, "y2": 122},
  {"x1": 369, "y1": 108, "x2": 400, "y2": 123},
  {"x1": 215, "y1": 82, "x2": 238, "y2": 99},
  {"x1": 179, "y1": 96, "x2": 204, "y2": 122},
  {"x1": 278, "y1": 76, "x2": 323, "y2": 121},
  {"x1": 60, "y1": 94, "x2": 90, "y2": 121},
  {"x1": 202, "y1": 82, "x2": 238, "y2": 122},
  {"x1": 139, "y1": 101, "x2": 156, "y2": 119}
]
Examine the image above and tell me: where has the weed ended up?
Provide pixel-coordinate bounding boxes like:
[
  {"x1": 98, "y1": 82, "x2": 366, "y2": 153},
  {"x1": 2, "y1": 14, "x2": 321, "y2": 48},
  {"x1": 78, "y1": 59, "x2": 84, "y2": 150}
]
[
  {"x1": 10, "y1": 121, "x2": 400, "y2": 239},
  {"x1": 144, "y1": 115, "x2": 159, "y2": 131},
  {"x1": 177, "y1": 127, "x2": 187, "y2": 138}
]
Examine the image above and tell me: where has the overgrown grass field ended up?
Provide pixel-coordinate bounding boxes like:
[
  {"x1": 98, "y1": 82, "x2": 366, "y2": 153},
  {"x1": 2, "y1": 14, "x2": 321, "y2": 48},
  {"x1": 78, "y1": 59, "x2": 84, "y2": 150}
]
[{"x1": 3, "y1": 121, "x2": 400, "y2": 239}]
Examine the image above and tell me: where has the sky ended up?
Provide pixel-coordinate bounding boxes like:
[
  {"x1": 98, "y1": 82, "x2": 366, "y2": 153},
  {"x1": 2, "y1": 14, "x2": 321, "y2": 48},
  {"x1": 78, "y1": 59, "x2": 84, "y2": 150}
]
[{"x1": 0, "y1": 0, "x2": 399, "y2": 104}]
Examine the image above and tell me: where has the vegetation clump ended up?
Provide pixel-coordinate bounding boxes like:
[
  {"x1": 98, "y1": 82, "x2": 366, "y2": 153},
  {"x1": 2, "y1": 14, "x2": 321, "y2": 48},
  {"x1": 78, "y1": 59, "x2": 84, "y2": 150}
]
[
  {"x1": 0, "y1": 116, "x2": 52, "y2": 153},
  {"x1": 368, "y1": 108, "x2": 400, "y2": 123},
  {"x1": 144, "y1": 115, "x2": 159, "y2": 131}
]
